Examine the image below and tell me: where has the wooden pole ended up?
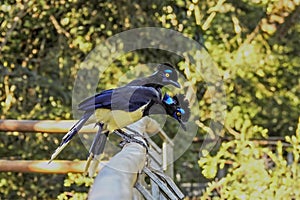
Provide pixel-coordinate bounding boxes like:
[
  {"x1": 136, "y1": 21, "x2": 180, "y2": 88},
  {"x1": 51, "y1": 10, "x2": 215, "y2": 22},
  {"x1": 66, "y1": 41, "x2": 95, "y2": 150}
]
[
  {"x1": 0, "y1": 120, "x2": 96, "y2": 133},
  {"x1": 0, "y1": 160, "x2": 104, "y2": 174}
]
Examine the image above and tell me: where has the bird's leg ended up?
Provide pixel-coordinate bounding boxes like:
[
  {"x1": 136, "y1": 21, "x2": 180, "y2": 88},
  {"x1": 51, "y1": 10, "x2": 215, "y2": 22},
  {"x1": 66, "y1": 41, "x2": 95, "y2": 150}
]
[{"x1": 84, "y1": 122, "x2": 108, "y2": 176}]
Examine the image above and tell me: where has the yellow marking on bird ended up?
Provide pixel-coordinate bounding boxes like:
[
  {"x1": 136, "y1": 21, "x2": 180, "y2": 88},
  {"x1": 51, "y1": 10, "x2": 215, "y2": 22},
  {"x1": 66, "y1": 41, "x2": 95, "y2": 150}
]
[{"x1": 94, "y1": 104, "x2": 148, "y2": 132}]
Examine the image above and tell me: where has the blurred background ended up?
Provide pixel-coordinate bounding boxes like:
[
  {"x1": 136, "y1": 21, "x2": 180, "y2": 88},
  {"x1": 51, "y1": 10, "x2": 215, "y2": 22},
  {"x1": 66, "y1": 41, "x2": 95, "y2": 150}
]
[{"x1": 0, "y1": 0, "x2": 299, "y2": 199}]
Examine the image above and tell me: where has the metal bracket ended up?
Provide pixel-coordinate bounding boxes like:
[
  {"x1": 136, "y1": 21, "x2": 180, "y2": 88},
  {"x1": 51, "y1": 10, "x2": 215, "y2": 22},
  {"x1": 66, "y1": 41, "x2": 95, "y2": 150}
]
[
  {"x1": 142, "y1": 167, "x2": 185, "y2": 200},
  {"x1": 135, "y1": 182, "x2": 155, "y2": 200},
  {"x1": 113, "y1": 129, "x2": 149, "y2": 151},
  {"x1": 113, "y1": 129, "x2": 185, "y2": 199}
]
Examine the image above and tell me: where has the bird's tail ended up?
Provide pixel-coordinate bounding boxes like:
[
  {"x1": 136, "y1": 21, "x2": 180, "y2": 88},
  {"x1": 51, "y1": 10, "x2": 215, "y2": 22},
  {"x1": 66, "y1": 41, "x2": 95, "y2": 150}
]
[
  {"x1": 48, "y1": 112, "x2": 93, "y2": 163},
  {"x1": 85, "y1": 127, "x2": 108, "y2": 177}
]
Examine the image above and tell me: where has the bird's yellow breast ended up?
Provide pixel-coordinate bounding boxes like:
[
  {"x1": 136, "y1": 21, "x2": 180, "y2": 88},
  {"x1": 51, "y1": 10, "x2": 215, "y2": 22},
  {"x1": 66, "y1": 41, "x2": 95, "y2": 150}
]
[{"x1": 94, "y1": 105, "x2": 147, "y2": 132}]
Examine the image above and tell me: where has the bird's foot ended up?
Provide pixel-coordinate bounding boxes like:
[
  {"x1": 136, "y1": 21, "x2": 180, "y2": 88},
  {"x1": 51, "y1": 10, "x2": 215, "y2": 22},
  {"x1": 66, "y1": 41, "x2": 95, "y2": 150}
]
[{"x1": 115, "y1": 129, "x2": 149, "y2": 152}]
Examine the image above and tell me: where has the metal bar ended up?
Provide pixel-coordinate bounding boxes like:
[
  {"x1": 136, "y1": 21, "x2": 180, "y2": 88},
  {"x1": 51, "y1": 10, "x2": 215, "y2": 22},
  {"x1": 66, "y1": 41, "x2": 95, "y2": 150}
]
[
  {"x1": 143, "y1": 167, "x2": 178, "y2": 200},
  {"x1": 150, "y1": 179, "x2": 160, "y2": 199},
  {"x1": 148, "y1": 149, "x2": 163, "y2": 167},
  {"x1": 135, "y1": 182, "x2": 155, "y2": 200},
  {"x1": 162, "y1": 142, "x2": 174, "y2": 178},
  {"x1": 193, "y1": 136, "x2": 291, "y2": 146},
  {"x1": 154, "y1": 170, "x2": 185, "y2": 199},
  {"x1": 162, "y1": 142, "x2": 168, "y2": 171},
  {"x1": 158, "y1": 128, "x2": 174, "y2": 146},
  {"x1": 146, "y1": 136, "x2": 162, "y2": 154}
]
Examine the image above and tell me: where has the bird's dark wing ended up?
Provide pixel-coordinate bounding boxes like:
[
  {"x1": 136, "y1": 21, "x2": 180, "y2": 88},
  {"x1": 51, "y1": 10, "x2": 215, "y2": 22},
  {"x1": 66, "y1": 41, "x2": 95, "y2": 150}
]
[
  {"x1": 78, "y1": 86, "x2": 160, "y2": 112},
  {"x1": 122, "y1": 86, "x2": 161, "y2": 111},
  {"x1": 78, "y1": 89, "x2": 114, "y2": 111}
]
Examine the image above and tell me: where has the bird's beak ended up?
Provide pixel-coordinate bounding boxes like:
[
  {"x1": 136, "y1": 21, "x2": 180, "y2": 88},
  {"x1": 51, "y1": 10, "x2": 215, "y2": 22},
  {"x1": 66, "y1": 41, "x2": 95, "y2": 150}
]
[{"x1": 169, "y1": 80, "x2": 181, "y2": 88}]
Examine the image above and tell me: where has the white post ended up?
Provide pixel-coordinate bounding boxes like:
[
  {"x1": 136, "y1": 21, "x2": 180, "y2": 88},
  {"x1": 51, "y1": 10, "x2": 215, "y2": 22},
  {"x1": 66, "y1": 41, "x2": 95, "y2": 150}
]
[{"x1": 88, "y1": 142, "x2": 146, "y2": 199}]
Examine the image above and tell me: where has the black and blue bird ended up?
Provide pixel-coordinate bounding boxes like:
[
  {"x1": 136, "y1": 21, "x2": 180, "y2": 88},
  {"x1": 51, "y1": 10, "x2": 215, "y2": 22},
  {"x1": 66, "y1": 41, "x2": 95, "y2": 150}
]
[
  {"x1": 49, "y1": 63, "x2": 182, "y2": 163},
  {"x1": 83, "y1": 63, "x2": 184, "y2": 174},
  {"x1": 84, "y1": 91, "x2": 190, "y2": 176}
]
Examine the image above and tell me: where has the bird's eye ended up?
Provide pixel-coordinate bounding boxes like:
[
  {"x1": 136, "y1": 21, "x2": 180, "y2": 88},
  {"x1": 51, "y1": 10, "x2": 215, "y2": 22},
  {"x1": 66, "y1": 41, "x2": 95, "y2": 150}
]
[
  {"x1": 176, "y1": 111, "x2": 181, "y2": 117},
  {"x1": 165, "y1": 73, "x2": 170, "y2": 78}
]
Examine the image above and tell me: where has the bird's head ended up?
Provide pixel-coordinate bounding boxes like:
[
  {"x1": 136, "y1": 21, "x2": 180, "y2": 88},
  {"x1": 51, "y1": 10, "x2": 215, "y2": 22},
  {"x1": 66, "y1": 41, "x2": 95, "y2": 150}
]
[
  {"x1": 162, "y1": 93, "x2": 190, "y2": 131},
  {"x1": 154, "y1": 63, "x2": 180, "y2": 88}
]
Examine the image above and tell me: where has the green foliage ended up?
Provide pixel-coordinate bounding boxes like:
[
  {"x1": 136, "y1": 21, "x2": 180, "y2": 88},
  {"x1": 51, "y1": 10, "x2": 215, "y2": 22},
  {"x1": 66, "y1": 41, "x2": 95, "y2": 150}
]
[
  {"x1": 0, "y1": 0, "x2": 299, "y2": 198},
  {"x1": 199, "y1": 118, "x2": 300, "y2": 199},
  {"x1": 57, "y1": 173, "x2": 93, "y2": 200}
]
